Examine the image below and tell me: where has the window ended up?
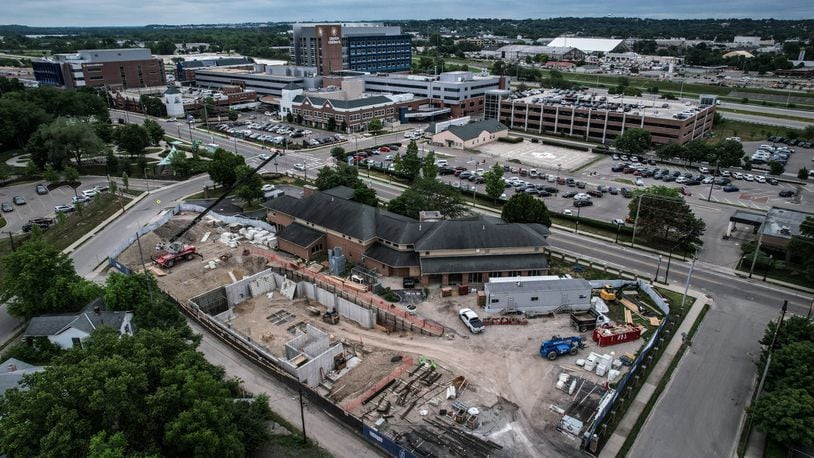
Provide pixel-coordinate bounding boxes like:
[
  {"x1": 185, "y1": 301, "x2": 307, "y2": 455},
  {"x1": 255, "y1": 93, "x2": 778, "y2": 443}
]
[
  {"x1": 490, "y1": 298, "x2": 499, "y2": 304},
  {"x1": 71, "y1": 337, "x2": 82, "y2": 348},
  {"x1": 530, "y1": 296, "x2": 539, "y2": 302}
]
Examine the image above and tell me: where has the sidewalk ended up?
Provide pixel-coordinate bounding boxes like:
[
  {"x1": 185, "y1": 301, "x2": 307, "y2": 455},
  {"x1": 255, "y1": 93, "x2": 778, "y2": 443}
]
[{"x1": 599, "y1": 285, "x2": 709, "y2": 458}]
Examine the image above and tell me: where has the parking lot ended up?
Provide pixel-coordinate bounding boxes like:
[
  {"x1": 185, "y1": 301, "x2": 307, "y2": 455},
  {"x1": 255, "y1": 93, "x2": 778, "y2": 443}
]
[
  {"x1": 213, "y1": 117, "x2": 345, "y2": 149},
  {"x1": 469, "y1": 139, "x2": 597, "y2": 172},
  {"x1": 0, "y1": 177, "x2": 111, "y2": 233}
]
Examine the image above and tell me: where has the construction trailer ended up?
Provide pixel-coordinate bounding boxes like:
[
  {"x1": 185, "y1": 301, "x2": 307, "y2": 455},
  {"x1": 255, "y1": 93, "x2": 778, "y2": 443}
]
[{"x1": 484, "y1": 276, "x2": 592, "y2": 315}]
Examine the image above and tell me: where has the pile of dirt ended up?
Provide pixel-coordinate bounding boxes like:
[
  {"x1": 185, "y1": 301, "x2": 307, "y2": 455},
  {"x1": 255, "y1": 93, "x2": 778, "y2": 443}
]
[{"x1": 335, "y1": 349, "x2": 412, "y2": 407}]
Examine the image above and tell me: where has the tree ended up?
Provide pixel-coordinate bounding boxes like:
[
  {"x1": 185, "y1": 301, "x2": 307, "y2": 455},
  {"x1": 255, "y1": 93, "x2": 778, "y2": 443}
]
[
  {"x1": 628, "y1": 186, "x2": 706, "y2": 250},
  {"x1": 169, "y1": 150, "x2": 192, "y2": 177},
  {"x1": 656, "y1": 143, "x2": 684, "y2": 161},
  {"x1": 104, "y1": 272, "x2": 187, "y2": 331},
  {"x1": 326, "y1": 117, "x2": 336, "y2": 131},
  {"x1": 501, "y1": 193, "x2": 551, "y2": 226},
  {"x1": 340, "y1": 120, "x2": 348, "y2": 133},
  {"x1": 799, "y1": 167, "x2": 810, "y2": 181},
  {"x1": 802, "y1": 125, "x2": 814, "y2": 140},
  {"x1": 63, "y1": 165, "x2": 79, "y2": 183},
  {"x1": 0, "y1": 328, "x2": 272, "y2": 457},
  {"x1": 314, "y1": 164, "x2": 378, "y2": 206},
  {"x1": 142, "y1": 118, "x2": 164, "y2": 145},
  {"x1": 235, "y1": 164, "x2": 264, "y2": 207},
  {"x1": 0, "y1": 235, "x2": 101, "y2": 320},
  {"x1": 682, "y1": 139, "x2": 711, "y2": 166},
  {"x1": 43, "y1": 165, "x2": 60, "y2": 184},
  {"x1": 396, "y1": 140, "x2": 421, "y2": 182},
  {"x1": 329, "y1": 146, "x2": 346, "y2": 161},
  {"x1": 26, "y1": 118, "x2": 105, "y2": 169},
  {"x1": 113, "y1": 124, "x2": 149, "y2": 157},
  {"x1": 94, "y1": 122, "x2": 114, "y2": 143},
  {"x1": 0, "y1": 97, "x2": 52, "y2": 148},
  {"x1": 387, "y1": 177, "x2": 467, "y2": 219},
  {"x1": 368, "y1": 118, "x2": 383, "y2": 135},
  {"x1": 711, "y1": 139, "x2": 745, "y2": 169},
  {"x1": 768, "y1": 161, "x2": 785, "y2": 176},
  {"x1": 207, "y1": 148, "x2": 245, "y2": 188},
  {"x1": 614, "y1": 128, "x2": 651, "y2": 156},
  {"x1": 752, "y1": 387, "x2": 814, "y2": 447},
  {"x1": 105, "y1": 151, "x2": 119, "y2": 175},
  {"x1": 285, "y1": 112, "x2": 293, "y2": 123},
  {"x1": 422, "y1": 151, "x2": 438, "y2": 179},
  {"x1": 227, "y1": 110, "x2": 238, "y2": 122},
  {"x1": 139, "y1": 95, "x2": 166, "y2": 117},
  {"x1": 483, "y1": 163, "x2": 505, "y2": 203},
  {"x1": 788, "y1": 216, "x2": 814, "y2": 282}
]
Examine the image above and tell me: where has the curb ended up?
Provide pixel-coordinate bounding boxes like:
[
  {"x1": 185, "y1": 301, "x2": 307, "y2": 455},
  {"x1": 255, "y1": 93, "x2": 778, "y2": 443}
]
[{"x1": 62, "y1": 192, "x2": 148, "y2": 255}]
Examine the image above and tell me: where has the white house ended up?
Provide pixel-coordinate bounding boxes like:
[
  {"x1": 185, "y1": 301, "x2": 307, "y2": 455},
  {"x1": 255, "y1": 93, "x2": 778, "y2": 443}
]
[{"x1": 24, "y1": 309, "x2": 134, "y2": 349}]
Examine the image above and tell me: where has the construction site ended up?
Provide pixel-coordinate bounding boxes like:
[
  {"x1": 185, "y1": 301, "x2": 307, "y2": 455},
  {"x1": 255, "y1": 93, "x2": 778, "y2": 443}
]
[{"x1": 112, "y1": 210, "x2": 674, "y2": 458}]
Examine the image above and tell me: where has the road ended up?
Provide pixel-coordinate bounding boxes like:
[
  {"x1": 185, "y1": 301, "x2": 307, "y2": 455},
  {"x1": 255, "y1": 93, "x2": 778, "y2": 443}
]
[
  {"x1": 720, "y1": 101, "x2": 814, "y2": 120},
  {"x1": 719, "y1": 111, "x2": 811, "y2": 129}
]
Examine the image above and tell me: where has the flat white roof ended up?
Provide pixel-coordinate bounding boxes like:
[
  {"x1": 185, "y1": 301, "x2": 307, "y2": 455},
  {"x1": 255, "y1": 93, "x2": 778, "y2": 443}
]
[{"x1": 547, "y1": 37, "x2": 624, "y2": 53}]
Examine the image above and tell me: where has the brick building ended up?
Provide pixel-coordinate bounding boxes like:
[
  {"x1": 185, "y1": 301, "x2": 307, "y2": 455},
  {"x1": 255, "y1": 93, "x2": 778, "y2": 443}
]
[
  {"x1": 33, "y1": 48, "x2": 165, "y2": 90},
  {"x1": 264, "y1": 186, "x2": 550, "y2": 286},
  {"x1": 289, "y1": 93, "x2": 428, "y2": 131}
]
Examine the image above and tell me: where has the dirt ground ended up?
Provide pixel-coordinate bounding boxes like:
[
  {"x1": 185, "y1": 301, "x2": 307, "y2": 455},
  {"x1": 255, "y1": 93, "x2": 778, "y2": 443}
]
[
  {"x1": 118, "y1": 214, "x2": 271, "y2": 302},
  {"x1": 225, "y1": 281, "x2": 644, "y2": 457}
]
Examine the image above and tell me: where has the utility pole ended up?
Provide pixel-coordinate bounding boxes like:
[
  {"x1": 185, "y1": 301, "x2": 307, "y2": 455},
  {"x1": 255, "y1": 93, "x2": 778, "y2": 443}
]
[
  {"x1": 298, "y1": 387, "x2": 307, "y2": 444},
  {"x1": 631, "y1": 194, "x2": 643, "y2": 248},
  {"x1": 748, "y1": 213, "x2": 768, "y2": 278}
]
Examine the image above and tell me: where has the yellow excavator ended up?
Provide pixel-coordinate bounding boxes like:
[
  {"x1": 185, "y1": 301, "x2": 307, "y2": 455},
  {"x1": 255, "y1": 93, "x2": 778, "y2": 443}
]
[{"x1": 599, "y1": 284, "x2": 617, "y2": 302}]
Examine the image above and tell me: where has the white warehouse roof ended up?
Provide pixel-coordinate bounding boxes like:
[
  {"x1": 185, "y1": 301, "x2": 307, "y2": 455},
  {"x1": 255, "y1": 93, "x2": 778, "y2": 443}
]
[{"x1": 547, "y1": 37, "x2": 624, "y2": 53}]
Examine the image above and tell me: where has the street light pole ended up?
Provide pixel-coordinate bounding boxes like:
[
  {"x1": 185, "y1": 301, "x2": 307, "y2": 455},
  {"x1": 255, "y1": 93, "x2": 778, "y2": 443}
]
[
  {"x1": 575, "y1": 205, "x2": 581, "y2": 234},
  {"x1": 614, "y1": 222, "x2": 622, "y2": 244},
  {"x1": 631, "y1": 194, "x2": 643, "y2": 247},
  {"x1": 762, "y1": 255, "x2": 773, "y2": 281},
  {"x1": 749, "y1": 214, "x2": 768, "y2": 278},
  {"x1": 679, "y1": 254, "x2": 697, "y2": 313},
  {"x1": 143, "y1": 168, "x2": 150, "y2": 193},
  {"x1": 654, "y1": 255, "x2": 663, "y2": 282}
]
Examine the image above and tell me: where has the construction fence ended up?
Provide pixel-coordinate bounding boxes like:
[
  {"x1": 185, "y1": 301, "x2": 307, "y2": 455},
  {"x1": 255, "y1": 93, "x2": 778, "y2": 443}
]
[{"x1": 580, "y1": 278, "x2": 674, "y2": 455}]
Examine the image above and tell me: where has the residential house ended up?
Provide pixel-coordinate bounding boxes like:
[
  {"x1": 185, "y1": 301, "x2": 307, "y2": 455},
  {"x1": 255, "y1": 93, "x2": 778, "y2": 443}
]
[{"x1": 24, "y1": 308, "x2": 134, "y2": 349}]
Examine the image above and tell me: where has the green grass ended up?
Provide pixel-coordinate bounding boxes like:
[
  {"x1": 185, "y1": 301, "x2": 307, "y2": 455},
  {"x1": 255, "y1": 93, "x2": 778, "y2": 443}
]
[
  {"x1": 256, "y1": 402, "x2": 332, "y2": 458},
  {"x1": 0, "y1": 216, "x2": 5, "y2": 229},
  {"x1": 613, "y1": 178, "x2": 634, "y2": 185},
  {"x1": 44, "y1": 194, "x2": 129, "y2": 252},
  {"x1": 183, "y1": 185, "x2": 226, "y2": 201},
  {"x1": 615, "y1": 302, "x2": 708, "y2": 458},
  {"x1": 710, "y1": 120, "x2": 794, "y2": 142},
  {"x1": 572, "y1": 155, "x2": 606, "y2": 174}
]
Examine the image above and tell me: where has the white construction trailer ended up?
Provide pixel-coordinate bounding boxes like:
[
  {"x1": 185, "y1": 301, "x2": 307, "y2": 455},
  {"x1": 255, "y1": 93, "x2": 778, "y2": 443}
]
[{"x1": 484, "y1": 276, "x2": 592, "y2": 315}]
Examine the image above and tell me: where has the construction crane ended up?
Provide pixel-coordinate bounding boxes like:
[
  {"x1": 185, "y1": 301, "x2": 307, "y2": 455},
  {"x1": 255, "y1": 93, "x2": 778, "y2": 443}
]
[{"x1": 150, "y1": 151, "x2": 281, "y2": 270}]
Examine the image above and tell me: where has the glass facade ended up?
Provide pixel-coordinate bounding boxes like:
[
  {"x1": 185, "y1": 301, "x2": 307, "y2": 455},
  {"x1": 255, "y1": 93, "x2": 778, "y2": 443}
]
[
  {"x1": 32, "y1": 61, "x2": 65, "y2": 86},
  {"x1": 345, "y1": 35, "x2": 412, "y2": 73}
]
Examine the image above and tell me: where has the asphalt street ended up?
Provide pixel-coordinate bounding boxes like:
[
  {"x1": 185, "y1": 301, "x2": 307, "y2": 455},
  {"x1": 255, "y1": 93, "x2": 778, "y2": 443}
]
[
  {"x1": 720, "y1": 101, "x2": 814, "y2": 120},
  {"x1": 719, "y1": 111, "x2": 810, "y2": 129}
]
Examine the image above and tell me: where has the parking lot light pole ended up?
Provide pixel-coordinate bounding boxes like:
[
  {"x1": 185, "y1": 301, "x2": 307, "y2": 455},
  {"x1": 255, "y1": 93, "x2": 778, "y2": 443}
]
[{"x1": 614, "y1": 222, "x2": 622, "y2": 244}]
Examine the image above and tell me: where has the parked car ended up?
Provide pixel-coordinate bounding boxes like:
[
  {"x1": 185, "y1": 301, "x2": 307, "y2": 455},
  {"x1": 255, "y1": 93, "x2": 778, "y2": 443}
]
[
  {"x1": 1, "y1": 202, "x2": 12, "y2": 212},
  {"x1": 72, "y1": 195, "x2": 91, "y2": 204},
  {"x1": 612, "y1": 218, "x2": 625, "y2": 226},
  {"x1": 587, "y1": 190, "x2": 603, "y2": 198},
  {"x1": 723, "y1": 185, "x2": 740, "y2": 192},
  {"x1": 459, "y1": 308, "x2": 484, "y2": 334},
  {"x1": 54, "y1": 205, "x2": 75, "y2": 214},
  {"x1": 576, "y1": 181, "x2": 586, "y2": 189},
  {"x1": 82, "y1": 189, "x2": 99, "y2": 198},
  {"x1": 574, "y1": 199, "x2": 594, "y2": 207},
  {"x1": 36, "y1": 184, "x2": 49, "y2": 195},
  {"x1": 779, "y1": 189, "x2": 796, "y2": 198},
  {"x1": 561, "y1": 191, "x2": 578, "y2": 198},
  {"x1": 620, "y1": 187, "x2": 633, "y2": 198},
  {"x1": 562, "y1": 209, "x2": 573, "y2": 216},
  {"x1": 635, "y1": 178, "x2": 645, "y2": 186},
  {"x1": 768, "y1": 178, "x2": 779, "y2": 185},
  {"x1": 12, "y1": 196, "x2": 26, "y2": 205},
  {"x1": 293, "y1": 163, "x2": 306, "y2": 171},
  {"x1": 261, "y1": 184, "x2": 276, "y2": 192},
  {"x1": 608, "y1": 187, "x2": 619, "y2": 195},
  {"x1": 755, "y1": 175, "x2": 766, "y2": 183}
]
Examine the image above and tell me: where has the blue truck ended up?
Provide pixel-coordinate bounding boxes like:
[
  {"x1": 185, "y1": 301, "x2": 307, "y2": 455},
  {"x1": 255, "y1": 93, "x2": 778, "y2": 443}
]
[{"x1": 540, "y1": 336, "x2": 585, "y2": 361}]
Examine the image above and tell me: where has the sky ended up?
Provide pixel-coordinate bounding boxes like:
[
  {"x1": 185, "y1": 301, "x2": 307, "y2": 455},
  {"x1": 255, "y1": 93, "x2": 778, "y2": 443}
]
[{"x1": 4, "y1": 0, "x2": 814, "y2": 27}]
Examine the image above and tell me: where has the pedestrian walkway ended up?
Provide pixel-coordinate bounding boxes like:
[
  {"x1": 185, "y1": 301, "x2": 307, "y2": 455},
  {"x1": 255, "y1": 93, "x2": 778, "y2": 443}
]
[{"x1": 599, "y1": 285, "x2": 709, "y2": 457}]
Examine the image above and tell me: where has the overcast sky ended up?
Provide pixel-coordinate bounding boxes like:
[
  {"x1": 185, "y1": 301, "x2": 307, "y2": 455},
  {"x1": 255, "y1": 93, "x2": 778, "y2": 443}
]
[{"x1": 5, "y1": 1, "x2": 814, "y2": 27}]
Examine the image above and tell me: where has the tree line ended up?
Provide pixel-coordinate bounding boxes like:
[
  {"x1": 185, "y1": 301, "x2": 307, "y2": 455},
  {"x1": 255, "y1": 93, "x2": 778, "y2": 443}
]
[{"x1": 0, "y1": 234, "x2": 275, "y2": 456}]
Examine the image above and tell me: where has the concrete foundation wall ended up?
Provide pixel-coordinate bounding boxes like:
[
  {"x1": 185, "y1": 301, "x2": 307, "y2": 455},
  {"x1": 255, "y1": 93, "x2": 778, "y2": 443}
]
[
  {"x1": 295, "y1": 343, "x2": 344, "y2": 387},
  {"x1": 336, "y1": 297, "x2": 376, "y2": 329},
  {"x1": 224, "y1": 269, "x2": 278, "y2": 307}
]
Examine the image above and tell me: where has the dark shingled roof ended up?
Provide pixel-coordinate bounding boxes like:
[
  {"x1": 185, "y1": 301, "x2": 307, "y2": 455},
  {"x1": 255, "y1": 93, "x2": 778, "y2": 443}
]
[
  {"x1": 444, "y1": 120, "x2": 507, "y2": 142},
  {"x1": 375, "y1": 215, "x2": 433, "y2": 245},
  {"x1": 277, "y1": 223, "x2": 325, "y2": 248},
  {"x1": 322, "y1": 185, "x2": 356, "y2": 201},
  {"x1": 420, "y1": 253, "x2": 549, "y2": 274},
  {"x1": 293, "y1": 94, "x2": 394, "y2": 110},
  {"x1": 414, "y1": 221, "x2": 549, "y2": 251},
  {"x1": 364, "y1": 243, "x2": 419, "y2": 267},
  {"x1": 0, "y1": 358, "x2": 45, "y2": 394},
  {"x1": 25, "y1": 311, "x2": 130, "y2": 337},
  {"x1": 266, "y1": 192, "x2": 378, "y2": 241}
]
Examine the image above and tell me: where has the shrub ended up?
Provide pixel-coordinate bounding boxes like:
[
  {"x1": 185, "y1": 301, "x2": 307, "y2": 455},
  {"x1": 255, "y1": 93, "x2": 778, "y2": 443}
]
[{"x1": 498, "y1": 136, "x2": 524, "y2": 144}]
